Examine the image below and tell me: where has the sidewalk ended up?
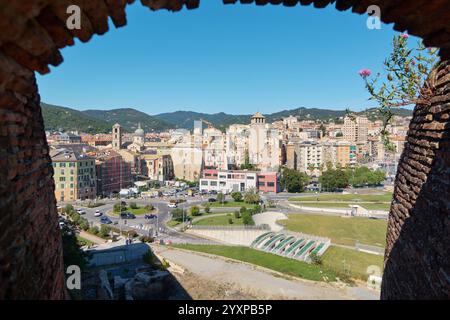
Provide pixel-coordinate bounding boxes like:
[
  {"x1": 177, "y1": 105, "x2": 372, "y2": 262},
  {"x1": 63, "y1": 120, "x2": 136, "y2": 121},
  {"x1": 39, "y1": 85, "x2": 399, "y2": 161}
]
[{"x1": 79, "y1": 231, "x2": 107, "y2": 245}]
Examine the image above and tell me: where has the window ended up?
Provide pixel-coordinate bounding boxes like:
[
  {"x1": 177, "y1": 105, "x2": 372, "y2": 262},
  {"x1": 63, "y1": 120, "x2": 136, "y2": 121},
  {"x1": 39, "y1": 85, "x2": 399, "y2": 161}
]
[
  {"x1": 210, "y1": 181, "x2": 217, "y2": 186},
  {"x1": 258, "y1": 182, "x2": 265, "y2": 186},
  {"x1": 247, "y1": 176, "x2": 254, "y2": 180},
  {"x1": 267, "y1": 182, "x2": 275, "y2": 187},
  {"x1": 201, "y1": 181, "x2": 208, "y2": 186}
]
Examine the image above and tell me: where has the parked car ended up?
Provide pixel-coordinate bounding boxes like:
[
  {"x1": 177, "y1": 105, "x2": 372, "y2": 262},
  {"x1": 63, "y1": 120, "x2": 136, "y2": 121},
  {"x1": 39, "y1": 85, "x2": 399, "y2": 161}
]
[
  {"x1": 94, "y1": 211, "x2": 102, "y2": 217},
  {"x1": 168, "y1": 203, "x2": 177, "y2": 208},
  {"x1": 119, "y1": 212, "x2": 136, "y2": 219},
  {"x1": 208, "y1": 198, "x2": 216, "y2": 202},
  {"x1": 145, "y1": 214, "x2": 157, "y2": 220},
  {"x1": 100, "y1": 216, "x2": 112, "y2": 224}
]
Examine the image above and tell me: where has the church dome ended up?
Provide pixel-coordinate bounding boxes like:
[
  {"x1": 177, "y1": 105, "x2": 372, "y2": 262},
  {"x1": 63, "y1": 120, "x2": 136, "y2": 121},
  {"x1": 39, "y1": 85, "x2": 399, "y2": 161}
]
[{"x1": 134, "y1": 123, "x2": 144, "y2": 137}]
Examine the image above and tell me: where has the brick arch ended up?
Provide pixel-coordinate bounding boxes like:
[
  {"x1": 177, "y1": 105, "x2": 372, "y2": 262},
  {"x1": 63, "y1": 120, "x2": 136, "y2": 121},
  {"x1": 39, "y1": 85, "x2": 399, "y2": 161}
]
[{"x1": 0, "y1": 0, "x2": 449, "y2": 299}]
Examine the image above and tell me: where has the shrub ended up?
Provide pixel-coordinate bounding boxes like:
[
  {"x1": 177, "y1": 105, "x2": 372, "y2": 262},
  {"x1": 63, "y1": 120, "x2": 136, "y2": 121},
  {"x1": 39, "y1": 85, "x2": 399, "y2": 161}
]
[
  {"x1": 79, "y1": 219, "x2": 89, "y2": 231},
  {"x1": 240, "y1": 206, "x2": 247, "y2": 214},
  {"x1": 242, "y1": 212, "x2": 254, "y2": 225},
  {"x1": 253, "y1": 204, "x2": 262, "y2": 213},
  {"x1": 139, "y1": 236, "x2": 155, "y2": 243},
  {"x1": 228, "y1": 217, "x2": 234, "y2": 224},
  {"x1": 309, "y1": 252, "x2": 322, "y2": 265},
  {"x1": 99, "y1": 225, "x2": 111, "y2": 238},
  {"x1": 244, "y1": 188, "x2": 260, "y2": 204},
  {"x1": 145, "y1": 204, "x2": 154, "y2": 211},
  {"x1": 160, "y1": 258, "x2": 170, "y2": 270},
  {"x1": 113, "y1": 202, "x2": 122, "y2": 213},
  {"x1": 216, "y1": 192, "x2": 225, "y2": 203},
  {"x1": 190, "y1": 205, "x2": 201, "y2": 216},
  {"x1": 126, "y1": 230, "x2": 138, "y2": 238},
  {"x1": 64, "y1": 204, "x2": 74, "y2": 214},
  {"x1": 129, "y1": 202, "x2": 138, "y2": 209},
  {"x1": 204, "y1": 204, "x2": 210, "y2": 213},
  {"x1": 231, "y1": 192, "x2": 243, "y2": 202},
  {"x1": 88, "y1": 226, "x2": 99, "y2": 235}
]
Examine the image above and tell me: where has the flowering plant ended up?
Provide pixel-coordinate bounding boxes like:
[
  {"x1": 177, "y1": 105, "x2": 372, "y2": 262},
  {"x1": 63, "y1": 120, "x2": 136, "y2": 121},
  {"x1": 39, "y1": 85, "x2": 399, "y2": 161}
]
[{"x1": 359, "y1": 33, "x2": 439, "y2": 151}]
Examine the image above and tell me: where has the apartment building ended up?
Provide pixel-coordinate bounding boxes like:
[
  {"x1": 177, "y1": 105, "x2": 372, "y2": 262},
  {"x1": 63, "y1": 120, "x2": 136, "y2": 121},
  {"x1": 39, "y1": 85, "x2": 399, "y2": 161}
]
[
  {"x1": 343, "y1": 115, "x2": 368, "y2": 143},
  {"x1": 94, "y1": 150, "x2": 133, "y2": 197},
  {"x1": 50, "y1": 148, "x2": 97, "y2": 202}
]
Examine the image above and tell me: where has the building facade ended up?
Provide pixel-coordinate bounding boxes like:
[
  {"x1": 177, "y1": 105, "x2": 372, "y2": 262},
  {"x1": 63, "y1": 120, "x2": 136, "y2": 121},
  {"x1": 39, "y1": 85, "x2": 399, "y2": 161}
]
[{"x1": 51, "y1": 148, "x2": 97, "y2": 202}]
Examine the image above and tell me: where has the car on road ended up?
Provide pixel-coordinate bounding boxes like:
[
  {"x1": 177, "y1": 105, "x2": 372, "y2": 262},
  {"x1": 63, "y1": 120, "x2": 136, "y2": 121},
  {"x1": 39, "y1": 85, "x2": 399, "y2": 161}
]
[
  {"x1": 168, "y1": 203, "x2": 178, "y2": 208},
  {"x1": 94, "y1": 210, "x2": 102, "y2": 217},
  {"x1": 145, "y1": 214, "x2": 157, "y2": 220},
  {"x1": 119, "y1": 212, "x2": 136, "y2": 219},
  {"x1": 76, "y1": 208, "x2": 86, "y2": 215},
  {"x1": 100, "y1": 216, "x2": 112, "y2": 224}
]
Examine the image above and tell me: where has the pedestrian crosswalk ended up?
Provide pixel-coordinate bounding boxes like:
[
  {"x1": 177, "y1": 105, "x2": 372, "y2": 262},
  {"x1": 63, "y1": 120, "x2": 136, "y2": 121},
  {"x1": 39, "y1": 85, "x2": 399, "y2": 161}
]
[{"x1": 129, "y1": 224, "x2": 153, "y2": 232}]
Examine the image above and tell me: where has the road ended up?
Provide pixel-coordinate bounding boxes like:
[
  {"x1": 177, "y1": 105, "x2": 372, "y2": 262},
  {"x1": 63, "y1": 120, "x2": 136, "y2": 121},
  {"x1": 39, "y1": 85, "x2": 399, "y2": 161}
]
[
  {"x1": 154, "y1": 246, "x2": 380, "y2": 300},
  {"x1": 60, "y1": 196, "x2": 217, "y2": 244}
]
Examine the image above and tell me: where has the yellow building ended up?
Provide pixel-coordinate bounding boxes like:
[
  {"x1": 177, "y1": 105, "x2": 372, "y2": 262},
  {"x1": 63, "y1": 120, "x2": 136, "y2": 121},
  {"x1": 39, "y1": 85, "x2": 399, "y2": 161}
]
[{"x1": 50, "y1": 148, "x2": 97, "y2": 202}]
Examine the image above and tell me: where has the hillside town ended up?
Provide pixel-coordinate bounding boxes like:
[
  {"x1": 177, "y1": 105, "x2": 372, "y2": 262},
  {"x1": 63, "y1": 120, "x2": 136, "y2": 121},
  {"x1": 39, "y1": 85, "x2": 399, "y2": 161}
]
[{"x1": 47, "y1": 111, "x2": 409, "y2": 201}]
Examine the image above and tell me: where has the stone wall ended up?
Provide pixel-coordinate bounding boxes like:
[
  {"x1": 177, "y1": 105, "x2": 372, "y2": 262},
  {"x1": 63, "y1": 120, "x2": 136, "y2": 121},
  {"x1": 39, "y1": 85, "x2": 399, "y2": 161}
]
[
  {"x1": 381, "y1": 60, "x2": 450, "y2": 299},
  {"x1": 0, "y1": 55, "x2": 66, "y2": 299}
]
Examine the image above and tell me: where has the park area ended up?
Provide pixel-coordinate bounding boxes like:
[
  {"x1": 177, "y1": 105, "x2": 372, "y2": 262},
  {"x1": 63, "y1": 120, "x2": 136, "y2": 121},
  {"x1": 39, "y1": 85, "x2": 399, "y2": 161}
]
[
  {"x1": 278, "y1": 214, "x2": 387, "y2": 247},
  {"x1": 193, "y1": 213, "x2": 244, "y2": 226},
  {"x1": 289, "y1": 192, "x2": 393, "y2": 211},
  {"x1": 172, "y1": 244, "x2": 383, "y2": 283}
]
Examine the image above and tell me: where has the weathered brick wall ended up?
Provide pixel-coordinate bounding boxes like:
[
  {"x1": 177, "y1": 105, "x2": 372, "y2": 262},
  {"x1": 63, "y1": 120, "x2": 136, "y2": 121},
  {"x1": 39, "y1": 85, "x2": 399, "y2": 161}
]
[
  {"x1": 381, "y1": 60, "x2": 450, "y2": 299},
  {"x1": 0, "y1": 53, "x2": 66, "y2": 299}
]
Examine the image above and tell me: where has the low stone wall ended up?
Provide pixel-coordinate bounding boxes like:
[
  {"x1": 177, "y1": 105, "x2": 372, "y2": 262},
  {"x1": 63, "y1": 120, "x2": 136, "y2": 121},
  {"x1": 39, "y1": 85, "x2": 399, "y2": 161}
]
[{"x1": 186, "y1": 228, "x2": 268, "y2": 246}]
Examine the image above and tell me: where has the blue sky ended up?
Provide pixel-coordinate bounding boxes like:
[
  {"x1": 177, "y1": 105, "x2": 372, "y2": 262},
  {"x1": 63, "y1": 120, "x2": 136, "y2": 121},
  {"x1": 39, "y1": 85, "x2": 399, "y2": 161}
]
[{"x1": 37, "y1": 1, "x2": 414, "y2": 115}]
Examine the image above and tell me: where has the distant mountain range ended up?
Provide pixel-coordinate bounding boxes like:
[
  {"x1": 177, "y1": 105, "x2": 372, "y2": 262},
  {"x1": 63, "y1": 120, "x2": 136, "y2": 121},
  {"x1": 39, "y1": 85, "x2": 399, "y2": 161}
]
[{"x1": 41, "y1": 103, "x2": 413, "y2": 133}]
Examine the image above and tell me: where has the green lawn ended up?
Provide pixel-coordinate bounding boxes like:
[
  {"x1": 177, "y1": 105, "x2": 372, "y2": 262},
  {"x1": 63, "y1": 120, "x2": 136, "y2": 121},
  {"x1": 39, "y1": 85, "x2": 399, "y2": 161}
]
[
  {"x1": 76, "y1": 235, "x2": 94, "y2": 247},
  {"x1": 194, "y1": 214, "x2": 243, "y2": 226},
  {"x1": 166, "y1": 220, "x2": 180, "y2": 228},
  {"x1": 289, "y1": 192, "x2": 393, "y2": 203},
  {"x1": 112, "y1": 206, "x2": 153, "y2": 216},
  {"x1": 278, "y1": 214, "x2": 387, "y2": 247},
  {"x1": 292, "y1": 202, "x2": 390, "y2": 211},
  {"x1": 207, "y1": 201, "x2": 255, "y2": 208},
  {"x1": 173, "y1": 244, "x2": 339, "y2": 282},
  {"x1": 322, "y1": 246, "x2": 384, "y2": 281}
]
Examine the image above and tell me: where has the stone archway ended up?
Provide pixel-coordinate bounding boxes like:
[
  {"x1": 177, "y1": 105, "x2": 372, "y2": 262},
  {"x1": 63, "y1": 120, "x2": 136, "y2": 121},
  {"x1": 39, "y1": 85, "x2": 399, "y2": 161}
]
[{"x1": 0, "y1": 0, "x2": 449, "y2": 299}]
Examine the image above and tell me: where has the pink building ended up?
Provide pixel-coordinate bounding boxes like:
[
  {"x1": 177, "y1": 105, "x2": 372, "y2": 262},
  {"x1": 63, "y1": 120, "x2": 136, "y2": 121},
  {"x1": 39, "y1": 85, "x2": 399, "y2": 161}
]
[{"x1": 257, "y1": 172, "x2": 279, "y2": 193}]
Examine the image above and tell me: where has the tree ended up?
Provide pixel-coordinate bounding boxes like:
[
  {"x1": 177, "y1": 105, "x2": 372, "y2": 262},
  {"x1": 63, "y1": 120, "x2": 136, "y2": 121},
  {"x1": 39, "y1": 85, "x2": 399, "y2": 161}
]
[
  {"x1": 190, "y1": 205, "x2": 201, "y2": 217},
  {"x1": 240, "y1": 206, "x2": 247, "y2": 214},
  {"x1": 216, "y1": 192, "x2": 225, "y2": 204},
  {"x1": 319, "y1": 169, "x2": 349, "y2": 191},
  {"x1": 280, "y1": 168, "x2": 310, "y2": 193},
  {"x1": 64, "y1": 204, "x2": 74, "y2": 214},
  {"x1": 231, "y1": 191, "x2": 243, "y2": 202},
  {"x1": 244, "y1": 188, "x2": 260, "y2": 204},
  {"x1": 359, "y1": 34, "x2": 438, "y2": 150},
  {"x1": 241, "y1": 212, "x2": 254, "y2": 225},
  {"x1": 171, "y1": 208, "x2": 184, "y2": 222},
  {"x1": 240, "y1": 149, "x2": 258, "y2": 170},
  {"x1": 113, "y1": 202, "x2": 126, "y2": 213}
]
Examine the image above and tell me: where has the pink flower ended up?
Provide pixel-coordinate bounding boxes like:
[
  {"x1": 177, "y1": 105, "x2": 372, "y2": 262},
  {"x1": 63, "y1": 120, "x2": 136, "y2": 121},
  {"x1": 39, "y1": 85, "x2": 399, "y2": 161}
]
[
  {"x1": 400, "y1": 33, "x2": 409, "y2": 39},
  {"x1": 411, "y1": 60, "x2": 416, "y2": 66},
  {"x1": 358, "y1": 69, "x2": 372, "y2": 78}
]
